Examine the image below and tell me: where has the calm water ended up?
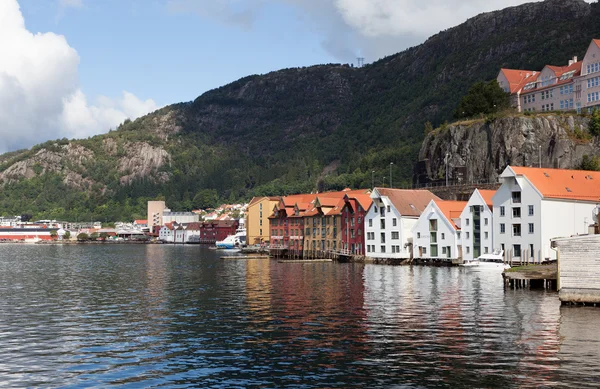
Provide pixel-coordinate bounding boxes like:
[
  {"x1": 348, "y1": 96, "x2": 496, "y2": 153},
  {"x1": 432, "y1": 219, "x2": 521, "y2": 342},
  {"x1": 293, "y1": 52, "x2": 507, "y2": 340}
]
[{"x1": 0, "y1": 245, "x2": 599, "y2": 388}]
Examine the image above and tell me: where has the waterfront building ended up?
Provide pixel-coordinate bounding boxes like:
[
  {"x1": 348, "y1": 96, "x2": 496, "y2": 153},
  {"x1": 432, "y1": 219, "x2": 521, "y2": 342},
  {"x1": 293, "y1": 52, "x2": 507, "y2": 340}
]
[
  {"x1": 162, "y1": 210, "x2": 200, "y2": 224},
  {"x1": 270, "y1": 194, "x2": 316, "y2": 252},
  {"x1": 412, "y1": 200, "x2": 468, "y2": 260},
  {"x1": 158, "y1": 222, "x2": 175, "y2": 243},
  {"x1": 497, "y1": 39, "x2": 600, "y2": 114},
  {"x1": 198, "y1": 219, "x2": 239, "y2": 244},
  {"x1": 492, "y1": 166, "x2": 600, "y2": 261},
  {"x1": 459, "y1": 189, "x2": 496, "y2": 261},
  {"x1": 148, "y1": 201, "x2": 166, "y2": 234},
  {"x1": 340, "y1": 193, "x2": 373, "y2": 255},
  {"x1": 365, "y1": 188, "x2": 440, "y2": 259},
  {"x1": 246, "y1": 197, "x2": 279, "y2": 245},
  {"x1": 302, "y1": 195, "x2": 345, "y2": 257}
]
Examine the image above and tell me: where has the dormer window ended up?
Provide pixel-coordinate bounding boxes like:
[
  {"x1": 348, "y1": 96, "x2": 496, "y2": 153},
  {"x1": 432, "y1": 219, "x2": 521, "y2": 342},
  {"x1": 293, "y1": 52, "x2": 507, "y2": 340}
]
[{"x1": 512, "y1": 191, "x2": 521, "y2": 204}]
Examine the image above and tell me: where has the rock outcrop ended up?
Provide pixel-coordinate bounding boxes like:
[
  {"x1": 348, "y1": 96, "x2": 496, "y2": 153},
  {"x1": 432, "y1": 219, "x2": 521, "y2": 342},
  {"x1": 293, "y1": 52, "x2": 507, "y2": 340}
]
[{"x1": 417, "y1": 114, "x2": 600, "y2": 184}]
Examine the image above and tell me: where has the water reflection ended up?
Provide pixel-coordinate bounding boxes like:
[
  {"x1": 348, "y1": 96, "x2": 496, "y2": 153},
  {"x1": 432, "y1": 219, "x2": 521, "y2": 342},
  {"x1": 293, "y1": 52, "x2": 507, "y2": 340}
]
[{"x1": 1, "y1": 245, "x2": 600, "y2": 388}]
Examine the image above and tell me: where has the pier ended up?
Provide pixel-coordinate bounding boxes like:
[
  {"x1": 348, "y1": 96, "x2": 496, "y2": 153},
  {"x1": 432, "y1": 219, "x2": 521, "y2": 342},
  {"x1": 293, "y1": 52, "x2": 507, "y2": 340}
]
[{"x1": 502, "y1": 263, "x2": 558, "y2": 290}]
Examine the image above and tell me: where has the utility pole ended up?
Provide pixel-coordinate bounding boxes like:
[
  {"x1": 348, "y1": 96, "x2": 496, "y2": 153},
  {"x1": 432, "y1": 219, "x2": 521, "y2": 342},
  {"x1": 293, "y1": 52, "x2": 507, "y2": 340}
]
[
  {"x1": 445, "y1": 152, "x2": 450, "y2": 187},
  {"x1": 389, "y1": 162, "x2": 394, "y2": 189}
]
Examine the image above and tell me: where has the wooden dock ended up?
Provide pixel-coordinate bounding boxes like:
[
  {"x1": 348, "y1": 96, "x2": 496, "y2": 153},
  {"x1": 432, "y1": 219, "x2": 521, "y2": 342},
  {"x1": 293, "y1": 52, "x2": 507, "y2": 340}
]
[
  {"x1": 502, "y1": 263, "x2": 557, "y2": 290},
  {"x1": 221, "y1": 255, "x2": 269, "y2": 260},
  {"x1": 277, "y1": 259, "x2": 333, "y2": 263}
]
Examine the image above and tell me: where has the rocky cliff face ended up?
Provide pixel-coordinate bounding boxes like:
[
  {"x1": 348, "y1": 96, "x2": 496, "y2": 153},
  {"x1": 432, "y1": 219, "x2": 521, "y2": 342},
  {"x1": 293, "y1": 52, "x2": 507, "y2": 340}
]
[{"x1": 417, "y1": 114, "x2": 600, "y2": 184}]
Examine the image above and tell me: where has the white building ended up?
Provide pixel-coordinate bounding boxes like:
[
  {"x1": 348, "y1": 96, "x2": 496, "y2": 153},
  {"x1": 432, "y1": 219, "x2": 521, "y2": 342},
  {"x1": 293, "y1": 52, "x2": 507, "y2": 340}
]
[
  {"x1": 159, "y1": 224, "x2": 175, "y2": 243},
  {"x1": 493, "y1": 166, "x2": 600, "y2": 262},
  {"x1": 365, "y1": 188, "x2": 440, "y2": 259},
  {"x1": 412, "y1": 200, "x2": 467, "y2": 260},
  {"x1": 162, "y1": 211, "x2": 200, "y2": 224},
  {"x1": 460, "y1": 189, "x2": 496, "y2": 261}
]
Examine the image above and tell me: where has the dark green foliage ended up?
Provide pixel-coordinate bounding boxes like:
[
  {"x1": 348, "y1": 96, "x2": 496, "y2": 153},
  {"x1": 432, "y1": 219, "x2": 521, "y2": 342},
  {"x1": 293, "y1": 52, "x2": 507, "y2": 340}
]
[
  {"x1": 63, "y1": 231, "x2": 71, "y2": 240},
  {"x1": 580, "y1": 155, "x2": 600, "y2": 171},
  {"x1": 590, "y1": 109, "x2": 600, "y2": 136},
  {"x1": 77, "y1": 233, "x2": 89, "y2": 241},
  {"x1": 455, "y1": 81, "x2": 511, "y2": 119}
]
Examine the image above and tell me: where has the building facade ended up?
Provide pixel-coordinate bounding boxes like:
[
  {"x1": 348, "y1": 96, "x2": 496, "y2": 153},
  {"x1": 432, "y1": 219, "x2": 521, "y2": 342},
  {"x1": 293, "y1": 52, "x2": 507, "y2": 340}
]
[
  {"x1": 493, "y1": 166, "x2": 600, "y2": 261},
  {"x1": 459, "y1": 189, "x2": 496, "y2": 261},
  {"x1": 412, "y1": 200, "x2": 467, "y2": 260},
  {"x1": 365, "y1": 188, "x2": 440, "y2": 259},
  {"x1": 498, "y1": 39, "x2": 600, "y2": 114},
  {"x1": 148, "y1": 201, "x2": 166, "y2": 234},
  {"x1": 246, "y1": 197, "x2": 279, "y2": 245},
  {"x1": 340, "y1": 194, "x2": 372, "y2": 255}
]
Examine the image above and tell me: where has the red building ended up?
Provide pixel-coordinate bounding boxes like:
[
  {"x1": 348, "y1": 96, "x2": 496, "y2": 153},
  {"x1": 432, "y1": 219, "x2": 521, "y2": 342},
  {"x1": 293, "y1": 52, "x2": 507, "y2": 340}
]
[
  {"x1": 340, "y1": 193, "x2": 373, "y2": 256},
  {"x1": 197, "y1": 220, "x2": 239, "y2": 243}
]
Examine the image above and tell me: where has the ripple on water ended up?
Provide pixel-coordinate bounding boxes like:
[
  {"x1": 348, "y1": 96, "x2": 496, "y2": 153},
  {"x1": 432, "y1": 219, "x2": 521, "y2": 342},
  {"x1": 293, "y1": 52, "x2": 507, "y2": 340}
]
[{"x1": 1, "y1": 245, "x2": 600, "y2": 388}]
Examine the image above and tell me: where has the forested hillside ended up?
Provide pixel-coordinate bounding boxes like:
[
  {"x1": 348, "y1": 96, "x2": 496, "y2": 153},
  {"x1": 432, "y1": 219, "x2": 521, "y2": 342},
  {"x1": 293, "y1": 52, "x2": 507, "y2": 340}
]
[{"x1": 1, "y1": 0, "x2": 599, "y2": 221}]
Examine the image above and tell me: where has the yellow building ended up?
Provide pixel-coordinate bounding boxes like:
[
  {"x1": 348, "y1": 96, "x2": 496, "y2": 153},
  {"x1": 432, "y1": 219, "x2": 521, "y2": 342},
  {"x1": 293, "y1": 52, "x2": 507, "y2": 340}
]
[
  {"x1": 246, "y1": 196, "x2": 280, "y2": 245},
  {"x1": 303, "y1": 196, "x2": 344, "y2": 258}
]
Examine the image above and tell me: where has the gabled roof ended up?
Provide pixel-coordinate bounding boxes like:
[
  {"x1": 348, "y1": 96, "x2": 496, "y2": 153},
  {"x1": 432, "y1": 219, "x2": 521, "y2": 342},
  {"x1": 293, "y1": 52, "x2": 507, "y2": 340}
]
[
  {"x1": 373, "y1": 188, "x2": 441, "y2": 217},
  {"x1": 499, "y1": 68, "x2": 538, "y2": 93},
  {"x1": 593, "y1": 39, "x2": 600, "y2": 49},
  {"x1": 436, "y1": 200, "x2": 469, "y2": 230},
  {"x1": 345, "y1": 193, "x2": 373, "y2": 211},
  {"x1": 477, "y1": 189, "x2": 497, "y2": 210},
  {"x1": 508, "y1": 166, "x2": 600, "y2": 202},
  {"x1": 134, "y1": 219, "x2": 148, "y2": 224}
]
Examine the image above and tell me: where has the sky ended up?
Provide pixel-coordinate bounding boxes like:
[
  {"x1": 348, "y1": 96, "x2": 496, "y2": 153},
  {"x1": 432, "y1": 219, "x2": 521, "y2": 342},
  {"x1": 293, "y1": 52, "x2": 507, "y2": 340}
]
[{"x1": 0, "y1": 0, "x2": 584, "y2": 153}]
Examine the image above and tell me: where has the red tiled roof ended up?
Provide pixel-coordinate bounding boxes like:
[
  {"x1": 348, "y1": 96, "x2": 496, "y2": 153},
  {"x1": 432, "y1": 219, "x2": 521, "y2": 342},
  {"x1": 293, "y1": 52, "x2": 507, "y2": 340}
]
[
  {"x1": 436, "y1": 200, "x2": 468, "y2": 230},
  {"x1": 374, "y1": 188, "x2": 441, "y2": 217},
  {"x1": 593, "y1": 39, "x2": 600, "y2": 48},
  {"x1": 135, "y1": 219, "x2": 148, "y2": 224},
  {"x1": 500, "y1": 68, "x2": 538, "y2": 93},
  {"x1": 509, "y1": 166, "x2": 600, "y2": 202},
  {"x1": 477, "y1": 189, "x2": 496, "y2": 209}
]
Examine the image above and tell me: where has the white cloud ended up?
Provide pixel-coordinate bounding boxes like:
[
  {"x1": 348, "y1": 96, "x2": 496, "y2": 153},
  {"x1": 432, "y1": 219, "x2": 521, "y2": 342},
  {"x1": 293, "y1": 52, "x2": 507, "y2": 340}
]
[{"x1": 0, "y1": 0, "x2": 158, "y2": 153}]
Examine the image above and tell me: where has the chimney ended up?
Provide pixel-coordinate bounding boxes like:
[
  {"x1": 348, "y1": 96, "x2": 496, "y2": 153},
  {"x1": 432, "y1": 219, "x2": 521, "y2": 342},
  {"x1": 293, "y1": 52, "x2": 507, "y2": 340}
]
[
  {"x1": 574, "y1": 56, "x2": 578, "y2": 63},
  {"x1": 569, "y1": 59, "x2": 573, "y2": 66}
]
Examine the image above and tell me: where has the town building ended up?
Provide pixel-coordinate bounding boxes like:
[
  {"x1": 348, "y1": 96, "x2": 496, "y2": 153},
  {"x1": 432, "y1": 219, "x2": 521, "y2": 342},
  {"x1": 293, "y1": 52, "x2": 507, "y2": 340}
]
[
  {"x1": 340, "y1": 193, "x2": 373, "y2": 255},
  {"x1": 412, "y1": 200, "x2": 468, "y2": 260},
  {"x1": 148, "y1": 201, "x2": 166, "y2": 234},
  {"x1": 492, "y1": 166, "x2": 600, "y2": 261},
  {"x1": 246, "y1": 197, "x2": 279, "y2": 245},
  {"x1": 197, "y1": 220, "x2": 239, "y2": 244},
  {"x1": 162, "y1": 210, "x2": 200, "y2": 224},
  {"x1": 498, "y1": 39, "x2": 600, "y2": 114},
  {"x1": 159, "y1": 223, "x2": 175, "y2": 243},
  {"x1": 459, "y1": 189, "x2": 496, "y2": 261},
  {"x1": 303, "y1": 195, "x2": 345, "y2": 258},
  {"x1": 365, "y1": 188, "x2": 440, "y2": 259}
]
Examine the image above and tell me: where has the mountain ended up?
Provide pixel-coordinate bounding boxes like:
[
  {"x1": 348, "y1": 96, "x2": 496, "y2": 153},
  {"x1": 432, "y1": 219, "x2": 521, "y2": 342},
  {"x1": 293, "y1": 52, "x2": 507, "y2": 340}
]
[{"x1": 1, "y1": 0, "x2": 599, "y2": 221}]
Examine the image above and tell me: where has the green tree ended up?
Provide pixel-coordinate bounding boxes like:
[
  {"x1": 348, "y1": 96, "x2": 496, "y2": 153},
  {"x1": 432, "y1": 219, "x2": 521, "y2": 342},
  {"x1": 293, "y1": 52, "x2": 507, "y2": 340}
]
[
  {"x1": 580, "y1": 155, "x2": 600, "y2": 171},
  {"x1": 50, "y1": 230, "x2": 58, "y2": 240},
  {"x1": 455, "y1": 80, "x2": 511, "y2": 119},
  {"x1": 192, "y1": 189, "x2": 219, "y2": 210},
  {"x1": 99, "y1": 232, "x2": 109, "y2": 240},
  {"x1": 90, "y1": 232, "x2": 99, "y2": 241},
  {"x1": 77, "y1": 232, "x2": 89, "y2": 241},
  {"x1": 63, "y1": 231, "x2": 71, "y2": 240},
  {"x1": 590, "y1": 109, "x2": 600, "y2": 136}
]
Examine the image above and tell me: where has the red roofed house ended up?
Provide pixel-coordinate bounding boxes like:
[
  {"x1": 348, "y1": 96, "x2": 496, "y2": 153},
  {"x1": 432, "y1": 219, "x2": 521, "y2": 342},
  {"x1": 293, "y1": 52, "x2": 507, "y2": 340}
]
[
  {"x1": 459, "y1": 189, "x2": 497, "y2": 261},
  {"x1": 493, "y1": 166, "x2": 600, "y2": 262},
  {"x1": 497, "y1": 39, "x2": 600, "y2": 114},
  {"x1": 412, "y1": 200, "x2": 468, "y2": 261},
  {"x1": 340, "y1": 193, "x2": 373, "y2": 256}
]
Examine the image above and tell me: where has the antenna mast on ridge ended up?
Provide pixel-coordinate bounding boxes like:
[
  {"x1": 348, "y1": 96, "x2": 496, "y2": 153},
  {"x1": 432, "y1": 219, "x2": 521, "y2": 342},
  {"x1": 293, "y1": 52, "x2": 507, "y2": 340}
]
[{"x1": 357, "y1": 57, "x2": 365, "y2": 68}]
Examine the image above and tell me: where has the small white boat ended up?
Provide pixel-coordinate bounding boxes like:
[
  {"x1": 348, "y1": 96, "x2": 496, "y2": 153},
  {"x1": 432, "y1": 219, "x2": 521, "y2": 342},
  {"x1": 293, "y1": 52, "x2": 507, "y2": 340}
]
[
  {"x1": 461, "y1": 250, "x2": 511, "y2": 270},
  {"x1": 215, "y1": 228, "x2": 246, "y2": 249}
]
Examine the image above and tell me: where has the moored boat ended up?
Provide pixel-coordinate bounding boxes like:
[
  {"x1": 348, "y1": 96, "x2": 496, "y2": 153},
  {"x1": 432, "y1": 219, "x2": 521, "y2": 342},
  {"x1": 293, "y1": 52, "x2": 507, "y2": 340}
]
[{"x1": 215, "y1": 228, "x2": 246, "y2": 249}]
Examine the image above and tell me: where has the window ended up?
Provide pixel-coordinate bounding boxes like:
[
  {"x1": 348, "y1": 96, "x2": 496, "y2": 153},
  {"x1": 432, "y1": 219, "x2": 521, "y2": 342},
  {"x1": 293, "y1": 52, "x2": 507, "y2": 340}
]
[
  {"x1": 500, "y1": 206, "x2": 505, "y2": 217},
  {"x1": 417, "y1": 232, "x2": 421, "y2": 238},
  {"x1": 466, "y1": 219, "x2": 470, "y2": 226},
  {"x1": 529, "y1": 223, "x2": 534, "y2": 234},
  {"x1": 513, "y1": 244, "x2": 521, "y2": 257},
  {"x1": 484, "y1": 218, "x2": 488, "y2": 226},
  {"x1": 393, "y1": 218, "x2": 397, "y2": 226},
  {"x1": 588, "y1": 91, "x2": 600, "y2": 102},
  {"x1": 442, "y1": 247, "x2": 447, "y2": 254},
  {"x1": 513, "y1": 224, "x2": 521, "y2": 237},
  {"x1": 429, "y1": 219, "x2": 438, "y2": 231},
  {"x1": 367, "y1": 246, "x2": 371, "y2": 253},
  {"x1": 380, "y1": 207, "x2": 385, "y2": 216},
  {"x1": 380, "y1": 219, "x2": 386, "y2": 229},
  {"x1": 441, "y1": 233, "x2": 445, "y2": 240},
  {"x1": 374, "y1": 207, "x2": 378, "y2": 213},
  {"x1": 500, "y1": 224, "x2": 505, "y2": 234},
  {"x1": 381, "y1": 246, "x2": 386, "y2": 253},
  {"x1": 466, "y1": 232, "x2": 470, "y2": 239},
  {"x1": 588, "y1": 76, "x2": 600, "y2": 88},
  {"x1": 457, "y1": 232, "x2": 461, "y2": 239},
  {"x1": 259, "y1": 229, "x2": 262, "y2": 235},
  {"x1": 422, "y1": 247, "x2": 427, "y2": 255},
  {"x1": 512, "y1": 191, "x2": 521, "y2": 203},
  {"x1": 528, "y1": 205, "x2": 534, "y2": 216},
  {"x1": 484, "y1": 247, "x2": 489, "y2": 254},
  {"x1": 381, "y1": 233, "x2": 386, "y2": 243},
  {"x1": 466, "y1": 247, "x2": 470, "y2": 254},
  {"x1": 260, "y1": 219, "x2": 263, "y2": 227},
  {"x1": 513, "y1": 207, "x2": 521, "y2": 218},
  {"x1": 530, "y1": 244, "x2": 534, "y2": 258},
  {"x1": 484, "y1": 232, "x2": 488, "y2": 239},
  {"x1": 369, "y1": 219, "x2": 373, "y2": 227},
  {"x1": 391, "y1": 232, "x2": 399, "y2": 240},
  {"x1": 387, "y1": 205, "x2": 390, "y2": 213}
]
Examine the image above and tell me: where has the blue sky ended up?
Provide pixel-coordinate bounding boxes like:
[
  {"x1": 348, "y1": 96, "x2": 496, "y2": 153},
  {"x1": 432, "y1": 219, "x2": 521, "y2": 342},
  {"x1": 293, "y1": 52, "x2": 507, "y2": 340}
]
[
  {"x1": 0, "y1": 0, "x2": 564, "y2": 152},
  {"x1": 18, "y1": 0, "x2": 337, "y2": 106}
]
